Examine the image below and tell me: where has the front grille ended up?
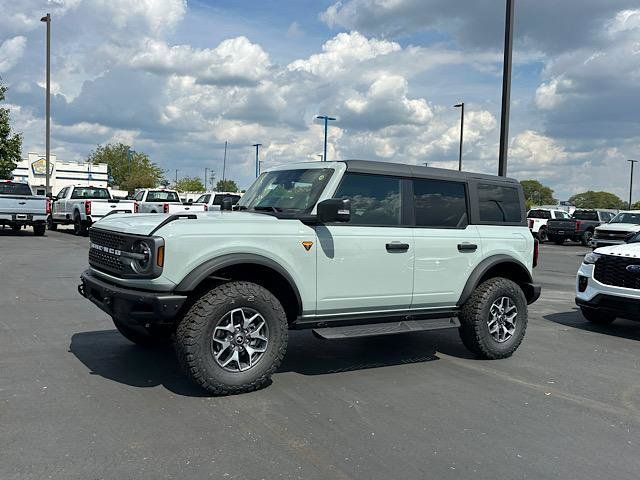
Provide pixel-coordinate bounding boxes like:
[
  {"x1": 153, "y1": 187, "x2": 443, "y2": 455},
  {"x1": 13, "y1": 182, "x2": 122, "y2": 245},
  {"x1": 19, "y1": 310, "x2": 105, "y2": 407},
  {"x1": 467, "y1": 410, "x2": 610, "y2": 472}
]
[
  {"x1": 594, "y1": 230, "x2": 628, "y2": 240},
  {"x1": 594, "y1": 255, "x2": 640, "y2": 290},
  {"x1": 89, "y1": 229, "x2": 131, "y2": 276}
]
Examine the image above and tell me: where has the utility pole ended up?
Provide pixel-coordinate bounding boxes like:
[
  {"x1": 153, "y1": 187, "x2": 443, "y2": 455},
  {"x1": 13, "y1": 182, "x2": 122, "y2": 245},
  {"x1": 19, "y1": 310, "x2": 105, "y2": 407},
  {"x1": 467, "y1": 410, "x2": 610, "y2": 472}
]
[
  {"x1": 316, "y1": 115, "x2": 336, "y2": 162},
  {"x1": 40, "y1": 13, "x2": 51, "y2": 195},
  {"x1": 222, "y1": 140, "x2": 228, "y2": 182},
  {"x1": 628, "y1": 160, "x2": 638, "y2": 209},
  {"x1": 252, "y1": 144, "x2": 262, "y2": 178},
  {"x1": 498, "y1": 0, "x2": 515, "y2": 177},
  {"x1": 204, "y1": 167, "x2": 208, "y2": 190},
  {"x1": 454, "y1": 102, "x2": 464, "y2": 171},
  {"x1": 175, "y1": 169, "x2": 178, "y2": 186}
]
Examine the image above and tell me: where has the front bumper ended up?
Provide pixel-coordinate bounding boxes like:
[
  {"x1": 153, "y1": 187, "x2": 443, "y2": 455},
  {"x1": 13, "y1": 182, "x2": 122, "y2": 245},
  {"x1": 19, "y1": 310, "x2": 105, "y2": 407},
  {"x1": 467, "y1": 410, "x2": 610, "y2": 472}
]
[
  {"x1": 78, "y1": 269, "x2": 187, "y2": 325},
  {"x1": 575, "y1": 295, "x2": 640, "y2": 321}
]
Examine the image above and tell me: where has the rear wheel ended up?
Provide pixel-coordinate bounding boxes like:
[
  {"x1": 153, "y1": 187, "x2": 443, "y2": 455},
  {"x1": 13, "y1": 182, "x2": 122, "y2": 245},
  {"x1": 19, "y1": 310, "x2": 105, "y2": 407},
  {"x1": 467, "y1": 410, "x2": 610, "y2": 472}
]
[
  {"x1": 113, "y1": 317, "x2": 172, "y2": 347},
  {"x1": 537, "y1": 227, "x2": 547, "y2": 243},
  {"x1": 580, "y1": 307, "x2": 616, "y2": 325},
  {"x1": 581, "y1": 230, "x2": 594, "y2": 247},
  {"x1": 458, "y1": 278, "x2": 528, "y2": 359},
  {"x1": 33, "y1": 223, "x2": 46, "y2": 236},
  {"x1": 47, "y1": 215, "x2": 57, "y2": 230},
  {"x1": 175, "y1": 281, "x2": 288, "y2": 395},
  {"x1": 73, "y1": 213, "x2": 86, "y2": 236},
  {"x1": 11, "y1": 224, "x2": 20, "y2": 232}
]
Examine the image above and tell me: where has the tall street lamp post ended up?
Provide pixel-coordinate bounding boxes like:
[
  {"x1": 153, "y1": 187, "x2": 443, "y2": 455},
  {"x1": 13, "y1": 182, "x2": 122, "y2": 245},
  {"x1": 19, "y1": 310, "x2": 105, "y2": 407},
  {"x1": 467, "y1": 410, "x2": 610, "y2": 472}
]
[
  {"x1": 454, "y1": 102, "x2": 464, "y2": 171},
  {"x1": 498, "y1": 0, "x2": 515, "y2": 177},
  {"x1": 252, "y1": 144, "x2": 262, "y2": 178},
  {"x1": 40, "y1": 13, "x2": 51, "y2": 195},
  {"x1": 316, "y1": 115, "x2": 336, "y2": 162},
  {"x1": 628, "y1": 159, "x2": 638, "y2": 210}
]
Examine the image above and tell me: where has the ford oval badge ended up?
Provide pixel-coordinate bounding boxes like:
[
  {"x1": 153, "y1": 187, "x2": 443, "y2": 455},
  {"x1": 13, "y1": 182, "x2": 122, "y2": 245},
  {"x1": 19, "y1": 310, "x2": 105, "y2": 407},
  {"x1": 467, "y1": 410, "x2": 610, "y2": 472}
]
[{"x1": 625, "y1": 264, "x2": 640, "y2": 274}]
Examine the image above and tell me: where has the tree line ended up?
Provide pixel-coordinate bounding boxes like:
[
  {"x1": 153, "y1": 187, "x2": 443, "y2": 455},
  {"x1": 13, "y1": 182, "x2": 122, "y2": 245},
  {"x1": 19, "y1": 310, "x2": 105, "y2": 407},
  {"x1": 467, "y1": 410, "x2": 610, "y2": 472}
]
[{"x1": 520, "y1": 179, "x2": 639, "y2": 210}]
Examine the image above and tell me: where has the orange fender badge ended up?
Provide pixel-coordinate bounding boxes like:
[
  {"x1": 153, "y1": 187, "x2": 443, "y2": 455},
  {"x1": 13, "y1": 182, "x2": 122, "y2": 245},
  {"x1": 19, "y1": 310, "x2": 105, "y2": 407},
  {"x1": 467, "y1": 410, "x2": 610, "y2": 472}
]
[{"x1": 302, "y1": 241, "x2": 313, "y2": 251}]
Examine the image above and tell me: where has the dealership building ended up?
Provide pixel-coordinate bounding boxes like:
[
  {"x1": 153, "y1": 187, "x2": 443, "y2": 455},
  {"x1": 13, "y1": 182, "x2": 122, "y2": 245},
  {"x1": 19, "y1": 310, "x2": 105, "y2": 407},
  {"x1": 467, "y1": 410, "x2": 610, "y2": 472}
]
[{"x1": 11, "y1": 152, "x2": 109, "y2": 195}]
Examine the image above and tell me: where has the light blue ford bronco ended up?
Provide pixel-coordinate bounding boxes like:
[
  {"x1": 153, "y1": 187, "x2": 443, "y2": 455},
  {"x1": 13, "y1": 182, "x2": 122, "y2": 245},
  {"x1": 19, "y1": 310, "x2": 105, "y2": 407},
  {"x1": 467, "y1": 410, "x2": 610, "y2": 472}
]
[{"x1": 79, "y1": 160, "x2": 540, "y2": 394}]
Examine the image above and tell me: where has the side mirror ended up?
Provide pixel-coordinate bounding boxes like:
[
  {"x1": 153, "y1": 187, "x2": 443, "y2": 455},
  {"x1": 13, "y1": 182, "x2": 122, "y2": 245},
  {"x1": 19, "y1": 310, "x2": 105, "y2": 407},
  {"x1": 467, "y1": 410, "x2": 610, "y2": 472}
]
[
  {"x1": 221, "y1": 197, "x2": 233, "y2": 211},
  {"x1": 317, "y1": 198, "x2": 350, "y2": 223}
]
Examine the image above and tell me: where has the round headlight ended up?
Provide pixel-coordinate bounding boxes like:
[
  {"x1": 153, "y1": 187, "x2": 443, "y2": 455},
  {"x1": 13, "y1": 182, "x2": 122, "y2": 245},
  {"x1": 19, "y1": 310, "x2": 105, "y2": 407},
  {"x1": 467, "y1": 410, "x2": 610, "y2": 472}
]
[
  {"x1": 130, "y1": 240, "x2": 153, "y2": 273},
  {"x1": 583, "y1": 252, "x2": 601, "y2": 265}
]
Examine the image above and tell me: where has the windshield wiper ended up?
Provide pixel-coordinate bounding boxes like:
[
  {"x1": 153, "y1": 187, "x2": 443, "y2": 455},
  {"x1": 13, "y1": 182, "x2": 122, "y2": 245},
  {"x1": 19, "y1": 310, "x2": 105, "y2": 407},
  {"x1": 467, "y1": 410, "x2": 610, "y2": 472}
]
[{"x1": 253, "y1": 206, "x2": 283, "y2": 213}]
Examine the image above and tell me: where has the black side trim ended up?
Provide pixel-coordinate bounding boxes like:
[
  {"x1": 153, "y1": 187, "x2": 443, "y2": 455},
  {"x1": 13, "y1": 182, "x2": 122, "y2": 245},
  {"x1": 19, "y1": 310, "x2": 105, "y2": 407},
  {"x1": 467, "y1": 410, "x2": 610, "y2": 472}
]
[
  {"x1": 576, "y1": 295, "x2": 640, "y2": 321},
  {"x1": 174, "y1": 253, "x2": 303, "y2": 316},
  {"x1": 457, "y1": 255, "x2": 533, "y2": 306}
]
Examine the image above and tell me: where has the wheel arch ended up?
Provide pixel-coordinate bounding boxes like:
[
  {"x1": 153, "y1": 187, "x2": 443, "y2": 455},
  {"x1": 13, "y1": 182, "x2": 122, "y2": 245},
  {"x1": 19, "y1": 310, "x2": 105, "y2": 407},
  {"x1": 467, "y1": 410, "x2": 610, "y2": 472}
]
[
  {"x1": 175, "y1": 254, "x2": 303, "y2": 323},
  {"x1": 458, "y1": 255, "x2": 535, "y2": 306}
]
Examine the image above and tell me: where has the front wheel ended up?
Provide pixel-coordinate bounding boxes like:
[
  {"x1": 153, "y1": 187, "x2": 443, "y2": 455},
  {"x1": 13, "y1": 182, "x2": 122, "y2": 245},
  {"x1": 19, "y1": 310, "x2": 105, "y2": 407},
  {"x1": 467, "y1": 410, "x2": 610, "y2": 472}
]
[
  {"x1": 581, "y1": 230, "x2": 593, "y2": 247},
  {"x1": 174, "y1": 281, "x2": 288, "y2": 395},
  {"x1": 458, "y1": 278, "x2": 528, "y2": 359},
  {"x1": 580, "y1": 307, "x2": 615, "y2": 325}
]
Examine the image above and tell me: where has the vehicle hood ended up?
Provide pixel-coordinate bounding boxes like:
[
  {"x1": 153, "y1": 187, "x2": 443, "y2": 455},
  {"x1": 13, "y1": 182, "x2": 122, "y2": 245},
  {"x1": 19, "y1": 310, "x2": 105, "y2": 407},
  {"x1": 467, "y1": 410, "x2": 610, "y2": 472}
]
[
  {"x1": 91, "y1": 210, "x2": 288, "y2": 236},
  {"x1": 595, "y1": 242, "x2": 640, "y2": 258},
  {"x1": 595, "y1": 223, "x2": 640, "y2": 232}
]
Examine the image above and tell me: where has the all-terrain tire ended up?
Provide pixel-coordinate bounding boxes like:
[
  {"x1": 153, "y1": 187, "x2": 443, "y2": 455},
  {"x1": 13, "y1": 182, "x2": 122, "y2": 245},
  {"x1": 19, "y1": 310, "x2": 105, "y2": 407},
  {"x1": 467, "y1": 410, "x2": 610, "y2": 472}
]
[
  {"x1": 113, "y1": 317, "x2": 172, "y2": 347},
  {"x1": 33, "y1": 223, "x2": 46, "y2": 236},
  {"x1": 580, "y1": 307, "x2": 616, "y2": 325},
  {"x1": 174, "y1": 281, "x2": 288, "y2": 395},
  {"x1": 47, "y1": 215, "x2": 57, "y2": 230},
  {"x1": 458, "y1": 278, "x2": 528, "y2": 359}
]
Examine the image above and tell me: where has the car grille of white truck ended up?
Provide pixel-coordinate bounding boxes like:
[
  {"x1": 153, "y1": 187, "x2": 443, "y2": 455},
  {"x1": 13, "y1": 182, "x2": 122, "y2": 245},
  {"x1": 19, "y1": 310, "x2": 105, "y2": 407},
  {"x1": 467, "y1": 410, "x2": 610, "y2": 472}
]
[{"x1": 594, "y1": 255, "x2": 640, "y2": 290}]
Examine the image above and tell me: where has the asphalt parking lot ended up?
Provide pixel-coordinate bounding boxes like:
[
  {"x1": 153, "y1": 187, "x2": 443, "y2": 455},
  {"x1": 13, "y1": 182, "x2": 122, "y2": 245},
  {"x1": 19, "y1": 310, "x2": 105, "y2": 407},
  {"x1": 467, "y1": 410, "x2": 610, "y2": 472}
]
[{"x1": 1, "y1": 227, "x2": 639, "y2": 480}]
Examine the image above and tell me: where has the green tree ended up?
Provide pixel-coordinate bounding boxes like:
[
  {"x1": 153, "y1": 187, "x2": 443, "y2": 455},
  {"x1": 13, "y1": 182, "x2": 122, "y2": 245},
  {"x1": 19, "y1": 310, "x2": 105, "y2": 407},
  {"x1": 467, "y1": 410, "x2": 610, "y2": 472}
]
[
  {"x1": 568, "y1": 191, "x2": 626, "y2": 209},
  {"x1": 87, "y1": 143, "x2": 163, "y2": 192},
  {"x1": 0, "y1": 82, "x2": 23, "y2": 179},
  {"x1": 520, "y1": 180, "x2": 556, "y2": 210},
  {"x1": 632, "y1": 201, "x2": 640, "y2": 210},
  {"x1": 215, "y1": 179, "x2": 239, "y2": 192},
  {"x1": 175, "y1": 176, "x2": 205, "y2": 192}
]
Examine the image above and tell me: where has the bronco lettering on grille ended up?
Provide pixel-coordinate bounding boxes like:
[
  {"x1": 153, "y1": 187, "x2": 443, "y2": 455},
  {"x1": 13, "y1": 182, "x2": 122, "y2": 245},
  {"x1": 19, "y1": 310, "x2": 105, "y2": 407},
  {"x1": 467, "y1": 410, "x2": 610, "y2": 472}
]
[{"x1": 90, "y1": 242, "x2": 121, "y2": 256}]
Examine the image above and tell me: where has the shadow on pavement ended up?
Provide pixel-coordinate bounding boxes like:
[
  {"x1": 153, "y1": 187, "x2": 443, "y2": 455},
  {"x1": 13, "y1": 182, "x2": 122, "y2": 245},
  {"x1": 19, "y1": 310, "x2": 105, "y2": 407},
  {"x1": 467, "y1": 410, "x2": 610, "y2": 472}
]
[
  {"x1": 544, "y1": 309, "x2": 640, "y2": 341},
  {"x1": 70, "y1": 327, "x2": 472, "y2": 394}
]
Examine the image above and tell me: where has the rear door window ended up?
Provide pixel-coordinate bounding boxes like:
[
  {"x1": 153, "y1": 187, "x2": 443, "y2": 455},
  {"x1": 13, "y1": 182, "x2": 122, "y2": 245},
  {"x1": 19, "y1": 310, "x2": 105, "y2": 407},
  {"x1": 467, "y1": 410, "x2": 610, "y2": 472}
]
[
  {"x1": 413, "y1": 178, "x2": 468, "y2": 228},
  {"x1": 477, "y1": 184, "x2": 522, "y2": 223}
]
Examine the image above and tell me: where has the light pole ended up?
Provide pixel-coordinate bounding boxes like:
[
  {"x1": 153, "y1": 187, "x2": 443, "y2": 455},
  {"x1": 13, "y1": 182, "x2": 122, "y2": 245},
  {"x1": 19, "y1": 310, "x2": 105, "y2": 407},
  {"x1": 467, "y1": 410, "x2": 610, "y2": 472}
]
[
  {"x1": 628, "y1": 159, "x2": 638, "y2": 209},
  {"x1": 498, "y1": 0, "x2": 515, "y2": 177},
  {"x1": 40, "y1": 13, "x2": 51, "y2": 195},
  {"x1": 316, "y1": 115, "x2": 336, "y2": 162},
  {"x1": 222, "y1": 140, "x2": 228, "y2": 182},
  {"x1": 252, "y1": 144, "x2": 262, "y2": 178},
  {"x1": 454, "y1": 102, "x2": 464, "y2": 171}
]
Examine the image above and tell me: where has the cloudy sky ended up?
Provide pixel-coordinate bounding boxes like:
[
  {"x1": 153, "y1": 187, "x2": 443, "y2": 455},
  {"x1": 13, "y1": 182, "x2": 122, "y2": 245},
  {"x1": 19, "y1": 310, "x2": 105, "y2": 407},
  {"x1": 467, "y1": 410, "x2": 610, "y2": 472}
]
[{"x1": 1, "y1": 0, "x2": 639, "y2": 199}]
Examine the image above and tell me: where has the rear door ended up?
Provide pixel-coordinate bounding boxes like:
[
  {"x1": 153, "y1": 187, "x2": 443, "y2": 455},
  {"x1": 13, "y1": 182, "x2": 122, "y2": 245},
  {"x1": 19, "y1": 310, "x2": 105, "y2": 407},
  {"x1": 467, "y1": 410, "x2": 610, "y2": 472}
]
[
  {"x1": 315, "y1": 173, "x2": 414, "y2": 314},
  {"x1": 411, "y1": 178, "x2": 482, "y2": 307}
]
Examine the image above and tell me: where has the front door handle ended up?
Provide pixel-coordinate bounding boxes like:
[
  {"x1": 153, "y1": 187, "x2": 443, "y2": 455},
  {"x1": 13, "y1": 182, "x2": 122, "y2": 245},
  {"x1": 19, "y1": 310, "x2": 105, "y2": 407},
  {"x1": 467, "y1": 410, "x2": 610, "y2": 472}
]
[
  {"x1": 458, "y1": 243, "x2": 478, "y2": 252},
  {"x1": 386, "y1": 242, "x2": 409, "y2": 252}
]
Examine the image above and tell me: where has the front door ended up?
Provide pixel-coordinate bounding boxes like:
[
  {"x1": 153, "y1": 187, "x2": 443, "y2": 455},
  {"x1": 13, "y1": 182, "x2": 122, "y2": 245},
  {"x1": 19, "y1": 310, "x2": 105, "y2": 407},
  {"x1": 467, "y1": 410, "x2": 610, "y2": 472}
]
[{"x1": 315, "y1": 173, "x2": 414, "y2": 315}]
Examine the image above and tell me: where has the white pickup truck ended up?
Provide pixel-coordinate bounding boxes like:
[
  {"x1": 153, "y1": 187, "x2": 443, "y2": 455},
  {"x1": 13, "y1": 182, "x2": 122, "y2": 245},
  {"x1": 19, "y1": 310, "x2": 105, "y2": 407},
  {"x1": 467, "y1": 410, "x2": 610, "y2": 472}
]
[
  {"x1": 192, "y1": 191, "x2": 242, "y2": 211},
  {"x1": 0, "y1": 181, "x2": 47, "y2": 235},
  {"x1": 48, "y1": 185, "x2": 136, "y2": 235},
  {"x1": 133, "y1": 189, "x2": 206, "y2": 214},
  {"x1": 527, "y1": 208, "x2": 571, "y2": 243}
]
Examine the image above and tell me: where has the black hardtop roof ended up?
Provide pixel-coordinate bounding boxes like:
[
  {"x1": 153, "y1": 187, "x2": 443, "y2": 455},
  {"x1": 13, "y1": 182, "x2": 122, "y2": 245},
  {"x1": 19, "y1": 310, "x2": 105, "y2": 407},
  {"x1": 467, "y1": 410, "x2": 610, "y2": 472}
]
[{"x1": 341, "y1": 159, "x2": 520, "y2": 185}]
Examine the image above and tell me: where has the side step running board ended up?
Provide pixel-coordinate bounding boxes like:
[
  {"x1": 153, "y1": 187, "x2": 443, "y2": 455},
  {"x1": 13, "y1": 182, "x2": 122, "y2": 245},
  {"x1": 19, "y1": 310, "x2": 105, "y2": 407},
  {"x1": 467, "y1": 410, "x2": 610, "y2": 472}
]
[{"x1": 313, "y1": 317, "x2": 460, "y2": 340}]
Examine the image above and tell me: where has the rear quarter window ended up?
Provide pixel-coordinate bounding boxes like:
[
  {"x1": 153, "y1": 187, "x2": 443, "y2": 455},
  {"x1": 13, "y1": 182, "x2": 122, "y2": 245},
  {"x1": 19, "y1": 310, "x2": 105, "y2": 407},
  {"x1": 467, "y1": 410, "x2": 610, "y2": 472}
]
[{"x1": 477, "y1": 184, "x2": 522, "y2": 223}]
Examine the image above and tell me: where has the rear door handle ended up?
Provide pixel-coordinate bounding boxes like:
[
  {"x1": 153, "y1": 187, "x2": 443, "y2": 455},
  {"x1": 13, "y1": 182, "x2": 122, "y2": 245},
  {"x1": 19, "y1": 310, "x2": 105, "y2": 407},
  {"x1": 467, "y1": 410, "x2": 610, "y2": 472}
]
[
  {"x1": 386, "y1": 242, "x2": 410, "y2": 252},
  {"x1": 458, "y1": 243, "x2": 478, "y2": 252}
]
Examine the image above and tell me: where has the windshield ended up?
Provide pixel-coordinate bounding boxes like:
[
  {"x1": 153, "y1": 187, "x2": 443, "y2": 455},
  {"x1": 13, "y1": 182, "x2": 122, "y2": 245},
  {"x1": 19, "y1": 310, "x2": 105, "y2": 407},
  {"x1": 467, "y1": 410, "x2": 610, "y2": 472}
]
[
  {"x1": 238, "y1": 168, "x2": 334, "y2": 212},
  {"x1": 71, "y1": 187, "x2": 110, "y2": 199},
  {"x1": 147, "y1": 191, "x2": 181, "y2": 202},
  {"x1": 0, "y1": 182, "x2": 32, "y2": 196},
  {"x1": 610, "y1": 212, "x2": 640, "y2": 224}
]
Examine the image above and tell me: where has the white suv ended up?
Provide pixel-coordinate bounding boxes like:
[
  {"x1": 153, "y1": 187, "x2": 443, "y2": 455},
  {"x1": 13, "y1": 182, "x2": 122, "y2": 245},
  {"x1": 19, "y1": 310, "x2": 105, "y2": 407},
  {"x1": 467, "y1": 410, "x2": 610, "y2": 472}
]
[
  {"x1": 575, "y1": 233, "x2": 640, "y2": 324},
  {"x1": 79, "y1": 160, "x2": 541, "y2": 395}
]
